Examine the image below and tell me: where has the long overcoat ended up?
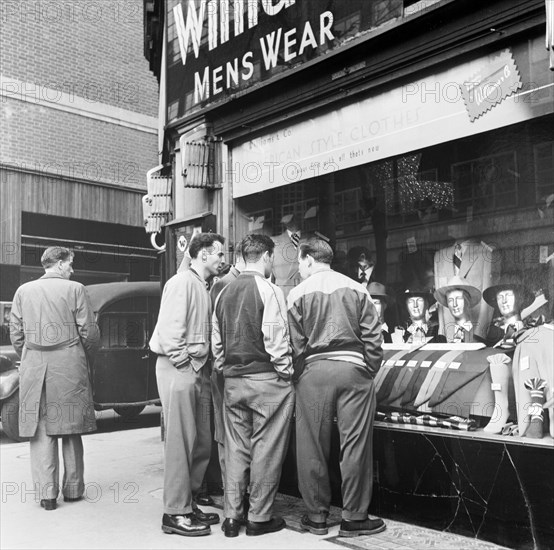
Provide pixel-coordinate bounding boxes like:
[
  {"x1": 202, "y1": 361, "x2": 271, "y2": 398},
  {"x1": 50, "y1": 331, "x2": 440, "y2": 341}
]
[{"x1": 10, "y1": 272, "x2": 99, "y2": 437}]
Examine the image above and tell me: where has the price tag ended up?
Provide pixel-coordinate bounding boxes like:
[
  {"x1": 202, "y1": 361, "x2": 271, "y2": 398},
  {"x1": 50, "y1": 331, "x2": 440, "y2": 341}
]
[
  {"x1": 407, "y1": 360, "x2": 418, "y2": 367},
  {"x1": 520, "y1": 356, "x2": 530, "y2": 371},
  {"x1": 420, "y1": 361, "x2": 432, "y2": 368},
  {"x1": 539, "y1": 246, "x2": 549, "y2": 264},
  {"x1": 434, "y1": 361, "x2": 446, "y2": 369},
  {"x1": 406, "y1": 236, "x2": 417, "y2": 253},
  {"x1": 395, "y1": 360, "x2": 406, "y2": 367},
  {"x1": 449, "y1": 362, "x2": 461, "y2": 370},
  {"x1": 385, "y1": 359, "x2": 396, "y2": 366}
]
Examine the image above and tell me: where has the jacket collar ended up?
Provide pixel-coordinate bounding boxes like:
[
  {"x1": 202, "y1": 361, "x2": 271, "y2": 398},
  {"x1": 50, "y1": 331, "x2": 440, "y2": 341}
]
[{"x1": 40, "y1": 272, "x2": 65, "y2": 280}]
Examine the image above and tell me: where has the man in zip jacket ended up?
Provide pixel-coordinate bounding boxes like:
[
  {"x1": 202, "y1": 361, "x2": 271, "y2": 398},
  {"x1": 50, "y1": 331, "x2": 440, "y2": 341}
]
[
  {"x1": 212, "y1": 234, "x2": 294, "y2": 537},
  {"x1": 287, "y1": 238, "x2": 385, "y2": 538}
]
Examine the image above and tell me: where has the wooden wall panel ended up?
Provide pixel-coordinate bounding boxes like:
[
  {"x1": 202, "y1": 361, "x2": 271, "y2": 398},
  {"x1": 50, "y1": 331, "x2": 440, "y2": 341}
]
[
  {"x1": 20, "y1": 172, "x2": 144, "y2": 226},
  {"x1": 0, "y1": 170, "x2": 22, "y2": 264}
]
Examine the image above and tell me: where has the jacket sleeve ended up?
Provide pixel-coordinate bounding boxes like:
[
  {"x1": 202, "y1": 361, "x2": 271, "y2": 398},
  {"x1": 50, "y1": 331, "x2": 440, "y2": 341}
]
[
  {"x1": 211, "y1": 293, "x2": 224, "y2": 373},
  {"x1": 9, "y1": 290, "x2": 24, "y2": 358},
  {"x1": 286, "y1": 294, "x2": 308, "y2": 378},
  {"x1": 149, "y1": 275, "x2": 192, "y2": 368},
  {"x1": 359, "y1": 292, "x2": 383, "y2": 375},
  {"x1": 258, "y1": 280, "x2": 293, "y2": 380},
  {"x1": 78, "y1": 286, "x2": 100, "y2": 357}
]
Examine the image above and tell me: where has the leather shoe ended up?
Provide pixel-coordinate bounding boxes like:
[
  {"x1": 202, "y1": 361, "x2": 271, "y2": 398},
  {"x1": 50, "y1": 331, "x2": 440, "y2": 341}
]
[
  {"x1": 300, "y1": 515, "x2": 328, "y2": 535},
  {"x1": 63, "y1": 495, "x2": 83, "y2": 502},
  {"x1": 222, "y1": 518, "x2": 241, "y2": 537},
  {"x1": 195, "y1": 493, "x2": 214, "y2": 506},
  {"x1": 40, "y1": 499, "x2": 57, "y2": 511},
  {"x1": 246, "y1": 516, "x2": 286, "y2": 536},
  {"x1": 192, "y1": 505, "x2": 220, "y2": 525},
  {"x1": 339, "y1": 517, "x2": 386, "y2": 537},
  {"x1": 162, "y1": 513, "x2": 211, "y2": 536}
]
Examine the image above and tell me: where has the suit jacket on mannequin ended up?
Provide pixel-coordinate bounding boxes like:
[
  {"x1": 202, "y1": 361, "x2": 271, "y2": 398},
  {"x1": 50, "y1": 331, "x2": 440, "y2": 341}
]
[
  {"x1": 434, "y1": 240, "x2": 500, "y2": 339},
  {"x1": 271, "y1": 230, "x2": 301, "y2": 299}
]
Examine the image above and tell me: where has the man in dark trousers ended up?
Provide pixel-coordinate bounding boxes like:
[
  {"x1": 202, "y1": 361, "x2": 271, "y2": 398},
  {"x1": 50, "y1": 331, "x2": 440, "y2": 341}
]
[
  {"x1": 150, "y1": 233, "x2": 225, "y2": 537},
  {"x1": 208, "y1": 242, "x2": 246, "y2": 499},
  {"x1": 287, "y1": 238, "x2": 386, "y2": 537},
  {"x1": 10, "y1": 246, "x2": 99, "y2": 510},
  {"x1": 212, "y1": 234, "x2": 294, "y2": 538}
]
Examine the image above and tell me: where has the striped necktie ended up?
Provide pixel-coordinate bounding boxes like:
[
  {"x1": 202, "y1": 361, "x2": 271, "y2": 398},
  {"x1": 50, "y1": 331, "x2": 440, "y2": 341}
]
[
  {"x1": 453, "y1": 243, "x2": 462, "y2": 275},
  {"x1": 290, "y1": 232, "x2": 300, "y2": 248}
]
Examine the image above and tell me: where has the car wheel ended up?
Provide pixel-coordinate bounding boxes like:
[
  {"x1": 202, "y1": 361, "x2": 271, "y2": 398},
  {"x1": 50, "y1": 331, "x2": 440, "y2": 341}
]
[
  {"x1": 113, "y1": 405, "x2": 145, "y2": 419},
  {"x1": 1, "y1": 391, "x2": 29, "y2": 442}
]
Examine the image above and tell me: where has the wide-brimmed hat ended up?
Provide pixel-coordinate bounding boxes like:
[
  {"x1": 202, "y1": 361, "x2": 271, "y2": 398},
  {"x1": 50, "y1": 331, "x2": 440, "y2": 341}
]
[
  {"x1": 368, "y1": 282, "x2": 389, "y2": 304},
  {"x1": 402, "y1": 288, "x2": 436, "y2": 306},
  {"x1": 434, "y1": 275, "x2": 481, "y2": 308},
  {"x1": 483, "y1": 278, "x2": 534, "y2": 310}
]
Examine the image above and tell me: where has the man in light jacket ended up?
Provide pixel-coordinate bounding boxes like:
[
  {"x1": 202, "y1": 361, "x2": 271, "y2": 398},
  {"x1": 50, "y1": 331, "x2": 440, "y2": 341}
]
[{"x1": 150, "y1": 232, "x2": 225, "y2": 537}]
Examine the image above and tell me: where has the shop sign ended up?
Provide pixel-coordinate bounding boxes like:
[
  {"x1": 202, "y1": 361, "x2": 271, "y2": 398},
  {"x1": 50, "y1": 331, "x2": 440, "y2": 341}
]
[
  {"x1": 231, "y1": 44, "x2": 553, "y2": 198},
  {"x1": 459, "y1": 49, "x2": 522, "y2": 122},
  {"x1": 167, "y1": 0, "x2": 403, "y2": 119}
]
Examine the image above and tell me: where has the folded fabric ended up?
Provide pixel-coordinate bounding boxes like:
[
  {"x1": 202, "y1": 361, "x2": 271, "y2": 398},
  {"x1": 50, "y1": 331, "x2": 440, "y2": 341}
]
[
  {"x1": 376, "y1": 411, "x2": 477, "y2": 431},
  {"x1": 376, "y1": 366, "x2": 401, "y2": 403},
  {"x1": 429, "y1": 369, "x2": 488, "y2": 407},
  {"x1": 382, "y1": 366, "x2": 418, "y2": 405}
]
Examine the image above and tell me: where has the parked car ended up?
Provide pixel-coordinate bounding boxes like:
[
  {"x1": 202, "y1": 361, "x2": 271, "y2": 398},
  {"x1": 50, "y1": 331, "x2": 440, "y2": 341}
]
[
  {"x1": 86, "y1": 281, "x2": 162, "y2": 418},
  {"x1": 0, "y1": 282, "x2": 162, "y2": 441},
  {"x1": 0, "y1": 344, "x2": 24, "y2": 441}
]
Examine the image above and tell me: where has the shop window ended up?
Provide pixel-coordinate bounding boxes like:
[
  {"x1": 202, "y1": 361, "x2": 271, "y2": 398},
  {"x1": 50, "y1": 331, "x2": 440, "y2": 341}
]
[
  {"x1": 534, "y1": 141, "x2": 554, "y2": 205},
  {"x1": 451, "y1": 152, "x2": 518, "y2": 213}
]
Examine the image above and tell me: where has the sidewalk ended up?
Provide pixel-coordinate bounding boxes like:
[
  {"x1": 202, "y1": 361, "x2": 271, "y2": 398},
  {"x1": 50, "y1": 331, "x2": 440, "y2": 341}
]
[{"x1": 0, "y1": 427, "x2": 510, "y2": 550}]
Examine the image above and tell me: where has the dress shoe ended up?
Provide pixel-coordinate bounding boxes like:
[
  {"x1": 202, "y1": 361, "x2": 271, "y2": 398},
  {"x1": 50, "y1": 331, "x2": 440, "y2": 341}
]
[
  {"x1": 40, "y1": 499, "x2": 57, "y2": 511},
  {"x1": 300, "y1": 515, "x2": 328, "y2": 535},
  {"x1": 338, "y1": 517, "x2": 386, "y2": 537},
  {"x1": 222, "y1": 518, "x2": 241, "y2": 537},
  {"x1": 246, "y1": 516, "x2": 286, "y2": 536},
  {"x1": 63, "y1": 495, "x2": 84, "y2": 502},
  {"x1": 195, "y1": 493, "x2": 214, "y2": 506},
  {"x1": 191, "y1": 505, "x2": 220, "y2": 525},
  {"x1": 162, "y1": 513, "x2": 211, "y2": 536}
]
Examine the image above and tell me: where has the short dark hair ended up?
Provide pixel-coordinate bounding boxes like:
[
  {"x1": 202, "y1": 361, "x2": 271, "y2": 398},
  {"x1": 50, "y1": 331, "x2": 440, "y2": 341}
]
[
  {"x1": 41, "y1": 246, "x2": 73, "y2": 268},
  {"x1": 241, "y1": 234, "x2": 275, "y2": 262},
  {"x1": 188, "y1": 233, "x2": 225, "y2": 259},
  {"x1": 299, "y1": 238, "x2": 334, "y2": 265}
]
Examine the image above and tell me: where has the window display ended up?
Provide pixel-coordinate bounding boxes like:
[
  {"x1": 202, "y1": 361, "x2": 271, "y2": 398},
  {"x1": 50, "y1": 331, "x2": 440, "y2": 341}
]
[{"x1": 235, "y1": 114, "x2": 553, "y2": 441}]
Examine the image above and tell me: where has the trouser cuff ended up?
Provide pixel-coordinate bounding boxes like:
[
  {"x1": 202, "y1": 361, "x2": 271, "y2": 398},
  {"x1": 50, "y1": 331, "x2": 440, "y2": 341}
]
[
  {"x1": 342, "y1": 511, "x2": 368, "y2": 521},
  {"x1": 248, "y1": 512, "x2": 271, "y2": 522},
  {"x1": 164, "y1": 505, "x2": 193, "y2": 515}
]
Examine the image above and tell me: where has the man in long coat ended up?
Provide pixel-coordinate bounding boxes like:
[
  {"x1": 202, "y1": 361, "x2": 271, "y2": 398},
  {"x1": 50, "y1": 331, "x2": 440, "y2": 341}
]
[{"x1": 10, "y1": 246, "x2": 100, "y2": 510}]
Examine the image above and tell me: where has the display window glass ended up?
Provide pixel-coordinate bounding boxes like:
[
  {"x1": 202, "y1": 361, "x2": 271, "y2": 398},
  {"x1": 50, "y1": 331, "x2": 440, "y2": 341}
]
[{"x1": 234, "y1": 114, "x2": 554, "y2": 441}]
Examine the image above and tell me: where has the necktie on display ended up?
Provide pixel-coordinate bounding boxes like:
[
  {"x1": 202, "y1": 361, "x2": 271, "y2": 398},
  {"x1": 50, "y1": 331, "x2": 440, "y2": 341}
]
[
  {"x1": 523, "y1": 378, "x2": 547, "y2": 439},
  {"x1": 406, "y1": 323, "x2": 428, "y2": 344},
  {"x1": 453, "y1": 243, "x2": 462, "y2": 275},
  {"x1": 290, "y1": 231, "x2": 300, "y2": 249}
]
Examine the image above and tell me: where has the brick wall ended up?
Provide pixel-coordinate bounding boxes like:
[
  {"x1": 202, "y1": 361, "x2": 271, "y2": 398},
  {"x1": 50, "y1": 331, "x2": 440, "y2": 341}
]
[{"x1": 0, "y1": 0, "x2": 159, "y2": 188}]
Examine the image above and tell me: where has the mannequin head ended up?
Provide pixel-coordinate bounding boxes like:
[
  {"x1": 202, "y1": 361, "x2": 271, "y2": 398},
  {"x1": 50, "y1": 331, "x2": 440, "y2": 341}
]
[
  {"x1": 406, "y1": 296, "x2": 428, "y2": 322},
  {"x1": 368, "y1": 282, "x2": 389, "y2": 323},
  {"x1": 373, "y1": 298, "x2": 385, "y2": 321},
  {"x1": 496, "y1": 289, "x2": 521, "y2": 320},
  {"x1": 446, "y1": 289, "x2": 471, "y2": 322}
]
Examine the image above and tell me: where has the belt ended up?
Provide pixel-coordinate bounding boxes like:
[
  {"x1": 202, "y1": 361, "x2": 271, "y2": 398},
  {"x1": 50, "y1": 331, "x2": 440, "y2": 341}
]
[{"x1": 25, "y1": 337, "x2": 80, "y2": 352}]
